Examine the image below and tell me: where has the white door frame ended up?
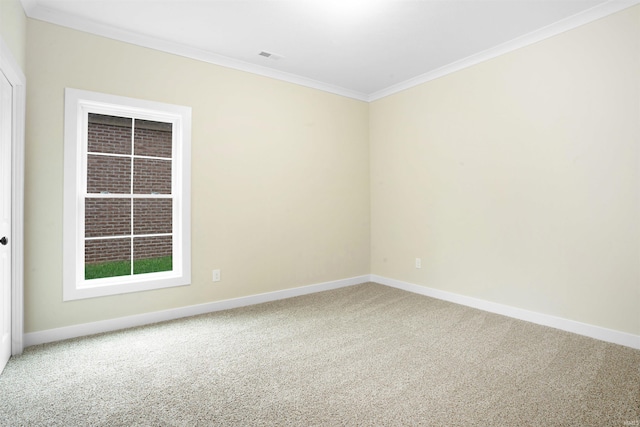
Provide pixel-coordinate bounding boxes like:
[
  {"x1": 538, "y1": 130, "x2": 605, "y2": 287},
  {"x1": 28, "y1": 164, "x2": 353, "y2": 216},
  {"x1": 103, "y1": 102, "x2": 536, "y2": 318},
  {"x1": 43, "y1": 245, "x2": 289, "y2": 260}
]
[{"x1": 0, "y1": 36, "x2": 26, "y2": 355}]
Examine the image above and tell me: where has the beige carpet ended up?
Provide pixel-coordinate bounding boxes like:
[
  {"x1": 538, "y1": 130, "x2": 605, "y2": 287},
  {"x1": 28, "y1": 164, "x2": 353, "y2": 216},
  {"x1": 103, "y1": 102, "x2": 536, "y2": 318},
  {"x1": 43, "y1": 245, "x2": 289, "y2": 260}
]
[{"x1": 1, "y1": 283, "x2": 639, "y2": 426}]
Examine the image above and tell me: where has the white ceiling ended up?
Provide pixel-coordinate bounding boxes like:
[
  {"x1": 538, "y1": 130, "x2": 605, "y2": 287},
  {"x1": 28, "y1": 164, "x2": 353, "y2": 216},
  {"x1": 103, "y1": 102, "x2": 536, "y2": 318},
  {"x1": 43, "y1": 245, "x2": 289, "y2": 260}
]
[{"x1": 20, "y1": 0, "x2": 637, "y2": 101}]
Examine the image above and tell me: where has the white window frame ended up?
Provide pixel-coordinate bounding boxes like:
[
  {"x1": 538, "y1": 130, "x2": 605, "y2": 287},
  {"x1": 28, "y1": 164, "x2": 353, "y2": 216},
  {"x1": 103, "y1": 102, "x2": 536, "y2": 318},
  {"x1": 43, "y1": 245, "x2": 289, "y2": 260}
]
[{"x1": 63, "y1": 88, "x2": 191, "y2": 301}]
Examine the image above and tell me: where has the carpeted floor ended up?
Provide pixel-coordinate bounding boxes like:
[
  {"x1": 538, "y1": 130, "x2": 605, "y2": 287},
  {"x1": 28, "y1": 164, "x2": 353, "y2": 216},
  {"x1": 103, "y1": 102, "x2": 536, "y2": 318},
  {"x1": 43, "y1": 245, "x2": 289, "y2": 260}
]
[{"x1": 1, "y1": 283, "x2": 639, "y2": 426}]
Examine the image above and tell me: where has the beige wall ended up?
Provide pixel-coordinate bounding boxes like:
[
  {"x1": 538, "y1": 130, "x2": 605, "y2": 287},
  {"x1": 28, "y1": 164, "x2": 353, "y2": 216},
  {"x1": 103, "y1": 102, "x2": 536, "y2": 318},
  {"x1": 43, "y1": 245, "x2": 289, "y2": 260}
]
[
  {"x1": 371, "y1": 5, "x2": 640, "y2": 335},
  {"x1": 25, "y1": 19, "x2": 370, "y2": 332},
  {"x1": 0, "y1": 0, "x2": 26, "y2": 70},
  {"x1": 24, "y1": 5, "x2": 640, "y2": 337}
]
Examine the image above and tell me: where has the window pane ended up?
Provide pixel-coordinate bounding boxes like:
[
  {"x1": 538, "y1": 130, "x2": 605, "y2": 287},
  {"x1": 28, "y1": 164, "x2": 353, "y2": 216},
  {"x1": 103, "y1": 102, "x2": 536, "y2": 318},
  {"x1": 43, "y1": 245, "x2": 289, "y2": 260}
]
[
  {"x1": 133, "y1": 158, "x2": 171, "y2": 195},
  {"x1": 87, "y1": 155, "x2": 131, "y2": 194},
  {"x1": 85, "y1": 198, "x2": 131, "y2": 238},
  {"x1": 133, "y1": 236, "x2": 172, "y2": 274},
  {"x1": 88, "y1": 113, "x2": 132, "y2": 155},
  {"x1": 134, "y1": 119, "x2": 172, "y2": 158},
  {"x1": 133, "y1": 198, "x2": 172, "y2": 235},
  {"x1": 85, "y1": 238, "x2": 131, "y2": 280}
]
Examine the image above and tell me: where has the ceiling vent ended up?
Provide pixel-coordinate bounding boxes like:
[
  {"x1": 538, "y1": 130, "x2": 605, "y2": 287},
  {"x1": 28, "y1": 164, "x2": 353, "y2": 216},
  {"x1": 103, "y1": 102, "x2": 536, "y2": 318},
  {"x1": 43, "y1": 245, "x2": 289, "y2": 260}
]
[{"x1": 258, "y1": 51, "x2": 283, "y2": 61}]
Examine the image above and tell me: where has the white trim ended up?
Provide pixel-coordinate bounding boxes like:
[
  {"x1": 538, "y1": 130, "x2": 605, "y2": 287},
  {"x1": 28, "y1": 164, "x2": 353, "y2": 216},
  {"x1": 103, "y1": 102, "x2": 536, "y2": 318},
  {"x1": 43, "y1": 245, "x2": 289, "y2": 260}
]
[
  {"x1": 20, "y1": 1, "x2": 368, "y2": 102},
  {"x1": 20, "y1": 0, "x2": 639, "y2": 102},
  {"x1": 63, "y1": 88, "x2": 192, "y2": 301},
  {"x1": 24, "y1": 275, "x2": 370, "y2": 346},
  {"x1": 368, "y1": 0, "x2": 640, "y2": 101},
  {"x1": 23, "y1": 273, "x2": 640, "y2": 350},
  {"x1": 0, "y1": 37, "x2": 26, "y2": 355},
  {"x1": 371, "y1": 275, "x2": 640, "y2": 350},
  {"x1": 18, "y1": 0, "x2": 38, "y2": 17}
]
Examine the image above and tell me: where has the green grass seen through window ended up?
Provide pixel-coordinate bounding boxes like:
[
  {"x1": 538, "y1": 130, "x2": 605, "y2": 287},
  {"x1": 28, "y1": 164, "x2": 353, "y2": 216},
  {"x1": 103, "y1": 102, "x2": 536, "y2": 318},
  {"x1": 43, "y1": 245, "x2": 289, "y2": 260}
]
[{"x1": 85, "y1": 256, "x2": 172, "y2": 280}]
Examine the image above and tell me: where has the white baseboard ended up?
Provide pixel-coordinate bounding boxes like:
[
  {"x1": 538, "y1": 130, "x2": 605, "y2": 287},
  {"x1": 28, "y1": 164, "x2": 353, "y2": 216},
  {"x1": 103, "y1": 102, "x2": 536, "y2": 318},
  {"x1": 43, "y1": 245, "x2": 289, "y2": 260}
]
[
  {"x1": 24, "y1": 274, "x2": 640, "y2": 351},
  {"x1": 24, "y1": 275, "x2": 370, "y2": 347},
  {"x1": 371, "y1": 275, "x2": 640, "y2": 350}
]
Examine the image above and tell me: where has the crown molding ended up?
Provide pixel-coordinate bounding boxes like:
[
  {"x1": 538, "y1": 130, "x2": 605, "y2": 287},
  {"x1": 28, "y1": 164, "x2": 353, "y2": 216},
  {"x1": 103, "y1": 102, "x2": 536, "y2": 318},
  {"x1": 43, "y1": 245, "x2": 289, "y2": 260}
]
[
  {"x1": 20, "y1": 0, "x2": 640, "y2": 102},
  {"x1": 368, "y1": 0, "x2": 640, "y2": 101},
  {"x1": 19, "y1": 0, "x2": 369, "y2": 102},
  {"x1": 18, "y1": 0, "x2": 37, "y2": 17}
]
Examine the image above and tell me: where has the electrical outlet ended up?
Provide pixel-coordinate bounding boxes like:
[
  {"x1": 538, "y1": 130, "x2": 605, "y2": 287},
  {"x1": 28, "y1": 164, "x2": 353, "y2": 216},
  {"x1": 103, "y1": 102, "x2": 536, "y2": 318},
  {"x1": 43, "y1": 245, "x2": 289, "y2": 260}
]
[
  {"x1": 415, "y1": 258, "x2": 422, "y2": 269},
  {"x1": 212, "y1": 269, "x2": 221, "y2": 282}
]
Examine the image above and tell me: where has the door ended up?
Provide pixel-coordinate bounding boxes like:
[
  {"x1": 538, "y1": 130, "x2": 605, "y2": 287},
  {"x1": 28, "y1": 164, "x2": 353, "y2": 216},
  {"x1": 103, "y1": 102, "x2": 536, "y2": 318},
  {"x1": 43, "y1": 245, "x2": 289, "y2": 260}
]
[{"x1": 0, "y1": 70, "x2": 12, "y2": 374}]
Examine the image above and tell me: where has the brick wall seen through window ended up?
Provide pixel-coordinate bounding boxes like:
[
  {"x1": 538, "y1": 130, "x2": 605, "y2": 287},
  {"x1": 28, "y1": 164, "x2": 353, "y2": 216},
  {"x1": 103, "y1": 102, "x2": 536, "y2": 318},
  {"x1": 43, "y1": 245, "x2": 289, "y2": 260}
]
[{"x1": 84, "y1": 113, "x2": 173, "y2": 278}]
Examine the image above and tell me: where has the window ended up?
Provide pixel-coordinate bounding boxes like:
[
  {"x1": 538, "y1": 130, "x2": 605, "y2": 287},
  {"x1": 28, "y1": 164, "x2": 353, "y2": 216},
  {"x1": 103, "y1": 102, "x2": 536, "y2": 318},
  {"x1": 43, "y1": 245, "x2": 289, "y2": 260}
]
[{"x1": 63, "y1": 88, "x2": 191, "y2": 301}]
